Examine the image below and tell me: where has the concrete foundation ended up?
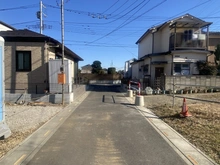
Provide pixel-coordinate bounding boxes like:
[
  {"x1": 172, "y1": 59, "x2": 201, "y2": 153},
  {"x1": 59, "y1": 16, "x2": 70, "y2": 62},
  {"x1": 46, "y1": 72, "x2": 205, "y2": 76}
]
[
  {"x1": 127, "y1": 90, "x2": 133, "y2": 97},
  {"x1": 135, "y1": 95, "x2": 145, "y2": 106},
  {"x1": 0, "y1": 122, "x2": 11, "y2": 139}
]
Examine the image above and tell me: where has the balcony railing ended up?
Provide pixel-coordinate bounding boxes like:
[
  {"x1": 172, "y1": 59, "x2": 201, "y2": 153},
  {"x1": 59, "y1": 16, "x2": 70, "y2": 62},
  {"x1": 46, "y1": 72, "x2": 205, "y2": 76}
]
[{"x1": 170, "y1": 33, "x2": 206, "y2": 50}]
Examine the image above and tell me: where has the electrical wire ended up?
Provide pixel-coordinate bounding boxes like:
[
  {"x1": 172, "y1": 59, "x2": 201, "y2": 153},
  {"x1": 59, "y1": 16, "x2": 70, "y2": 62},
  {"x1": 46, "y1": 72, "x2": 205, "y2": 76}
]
[
  {"x1": 0, "y1": 4, "x2": 38, "y2": 11},
  {"x1": 86, "y1": 0, "x2": 167, "y2": 45},
  {"x1": 10, "y1": 20, "x2": 39, "y2": 25},
  {"x1": 108, "y1": 0, "x2": 130, "y2": 16},
  {"x1": 152, "y1": 0, "x2": 212, "y2": 27},
  {"x1": 101, "y1": 0, "x2": 120, "y2": 14}
]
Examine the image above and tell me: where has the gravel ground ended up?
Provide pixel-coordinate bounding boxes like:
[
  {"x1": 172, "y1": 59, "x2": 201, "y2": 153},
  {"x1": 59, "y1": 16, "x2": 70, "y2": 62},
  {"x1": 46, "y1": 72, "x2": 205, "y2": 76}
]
[
  {"x1": 0, "y1": 104, "x2": 64, "y2": 158},
  {"x1": 5, "y1": 104, "x2": 63, "y2": 132}
]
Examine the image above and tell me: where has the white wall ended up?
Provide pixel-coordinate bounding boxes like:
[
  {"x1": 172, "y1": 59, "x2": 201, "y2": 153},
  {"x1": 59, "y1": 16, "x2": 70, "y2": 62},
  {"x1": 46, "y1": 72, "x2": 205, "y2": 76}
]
[
  {"x1": 0, "y1": 24, "x2": 13, "y2": 31},
  {"x1": 153, "y1": 31, "x2": 161, "y2": 53},
  {"x1": 131, "y1": 63, "x2": 140, "y2": 79},
  {"x1": 173, "y1": 51, "x2": 207, "y2": 63},
  {"x1": 160, "y1": 26, "x2": 170, "y2": 52},
  {"x1": 138, "y1": 34, "x2": 152, "y2": 59}
]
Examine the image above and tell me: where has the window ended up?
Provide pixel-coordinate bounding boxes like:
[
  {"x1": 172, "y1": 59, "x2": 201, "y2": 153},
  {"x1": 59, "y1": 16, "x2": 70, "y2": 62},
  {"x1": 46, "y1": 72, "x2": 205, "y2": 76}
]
[
  {"x1": 184, "y1": 30, "x2": 193, "y2": 41},
  {"x1": 143, "y1": 65, "x2": 149, "y2": 74},
  {"x1": 16, "y1": 51, "x2": 31, "y2": 71},
  {"x1": 174, "y1": 63, "x2": 190, "y2": 75}
]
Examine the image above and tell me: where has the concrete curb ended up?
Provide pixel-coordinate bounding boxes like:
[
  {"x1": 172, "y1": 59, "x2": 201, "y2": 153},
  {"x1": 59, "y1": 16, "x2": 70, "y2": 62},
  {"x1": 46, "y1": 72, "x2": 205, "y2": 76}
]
[
  {"x1": 0, "y1": 91, "x2": 91, "y2": 165},
  {"x1": 125, "y1": 96, "x2": 218, "y2": 165}
]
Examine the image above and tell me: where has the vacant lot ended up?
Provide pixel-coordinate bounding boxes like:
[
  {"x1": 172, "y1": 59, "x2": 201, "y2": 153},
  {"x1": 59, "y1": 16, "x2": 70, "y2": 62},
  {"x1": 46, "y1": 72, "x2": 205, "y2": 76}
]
[{"x1": 143, "y1": 93, "x2": 220, "y2": 164}]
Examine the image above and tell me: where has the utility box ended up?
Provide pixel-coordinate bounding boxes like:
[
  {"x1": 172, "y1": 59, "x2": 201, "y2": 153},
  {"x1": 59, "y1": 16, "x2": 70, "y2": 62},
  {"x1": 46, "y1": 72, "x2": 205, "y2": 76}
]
[{"x1": 49, "y1": 59, "x2": 73, "y2": 93}]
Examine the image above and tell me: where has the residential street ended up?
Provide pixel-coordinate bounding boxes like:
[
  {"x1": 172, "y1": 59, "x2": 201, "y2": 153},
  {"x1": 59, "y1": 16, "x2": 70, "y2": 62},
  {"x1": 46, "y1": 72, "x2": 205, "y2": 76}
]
[{"x1": 26, "y1": 85, "x2": 186, "y2": 165}]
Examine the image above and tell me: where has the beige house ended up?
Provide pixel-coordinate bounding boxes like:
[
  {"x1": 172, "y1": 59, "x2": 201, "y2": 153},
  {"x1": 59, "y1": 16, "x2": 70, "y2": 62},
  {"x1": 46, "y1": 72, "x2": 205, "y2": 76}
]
[
  {"x1": 81, "y1": 64, "x2": 92, "y2": 73},
  {"x1": 0, "y1": 28, "x2": 83, "y2": 95},
  {"x1": 134, "y1": 13, "x2": 217, "y2": 88}
]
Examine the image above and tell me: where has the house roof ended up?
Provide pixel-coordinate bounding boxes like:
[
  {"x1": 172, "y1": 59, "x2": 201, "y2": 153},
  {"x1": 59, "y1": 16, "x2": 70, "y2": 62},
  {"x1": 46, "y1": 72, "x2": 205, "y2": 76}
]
[
  {"x1": 136, "y1": 13, "x2": 212, "y2": 44},
  {"x1": 0, "y1": 21, "x2": 17, "y2": 31},
  {"x1": 81, "y1": 64, "x2": 92, "y2": 70},
  {"x1": 209, "y1": 31, "x2": 220, "y2": 36},
  {"x1": 0, "y1": 29, "x2": 83, "y2": 61},
  {"x1": 140, "y1": 51, "x2": 171, "y2": 60}
]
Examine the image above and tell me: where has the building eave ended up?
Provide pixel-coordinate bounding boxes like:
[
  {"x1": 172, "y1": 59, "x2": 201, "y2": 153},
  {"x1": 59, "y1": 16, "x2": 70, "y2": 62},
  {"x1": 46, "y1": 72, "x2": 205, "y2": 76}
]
[
  {"x1": 136, "y1": 13, "x2": 212, "y2": 44},
  {"x1": 0, "y1": 29, "x2": 83, "y2": 61}
]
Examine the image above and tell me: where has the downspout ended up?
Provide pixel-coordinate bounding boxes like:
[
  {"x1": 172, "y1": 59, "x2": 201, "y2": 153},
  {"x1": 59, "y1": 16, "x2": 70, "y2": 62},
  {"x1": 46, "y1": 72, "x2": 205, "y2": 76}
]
[
  {"x1": 151, "y1": 30, "x2": 155, "y2": 87},
  {"x1": 152, "y1": 32, "x2": 154, "y2": 54},
  {"x1": 149, "y1": 56, "x2": 152, "y2": 76},
  {"x1": 44, "y1": 41, "x2": 49, "y2": 91},
  {"x1": 149, "y1": 56, "x2": 152, "y2": 86},
  {"x1": 173, "y1": 23, "x2": 177, "y2": 50},
  {"x1": 206, "y1": 25, "x2": 209, "y2": 51},
  {"x1": 171, "y1": 53, "x2": 174, "y2": 75},
  {"x1": 171, "y1": 23, "x2": 176, "y2": 75}
]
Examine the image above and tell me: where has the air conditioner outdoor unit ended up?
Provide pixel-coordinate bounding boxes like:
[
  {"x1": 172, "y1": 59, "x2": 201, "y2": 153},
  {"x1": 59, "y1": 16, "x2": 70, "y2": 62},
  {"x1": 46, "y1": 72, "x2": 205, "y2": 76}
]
[{"x1": 193, "y1": 66, "x2": 199, "y2": 75}]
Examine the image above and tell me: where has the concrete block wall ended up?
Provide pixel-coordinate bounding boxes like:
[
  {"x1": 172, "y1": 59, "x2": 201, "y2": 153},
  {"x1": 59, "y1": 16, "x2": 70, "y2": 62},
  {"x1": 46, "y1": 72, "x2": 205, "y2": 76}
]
[
  {"x1": 5, "y1": 85, "x2": 89, "y2": 104},
  {"x1": 165, "y1": 75, "x2": 220, "y2": 91}
]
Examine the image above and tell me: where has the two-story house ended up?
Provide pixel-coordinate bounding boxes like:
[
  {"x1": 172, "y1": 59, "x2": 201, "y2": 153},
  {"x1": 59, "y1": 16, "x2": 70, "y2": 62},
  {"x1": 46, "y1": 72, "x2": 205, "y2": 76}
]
[{"x1": 135, "y1": 14, "x2": 213, "y2": 87}]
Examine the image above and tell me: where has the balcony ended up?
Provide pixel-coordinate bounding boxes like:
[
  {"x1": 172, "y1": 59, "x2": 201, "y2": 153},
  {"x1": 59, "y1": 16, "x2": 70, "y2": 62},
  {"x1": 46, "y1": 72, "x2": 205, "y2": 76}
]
[{"x1": 170, "y1": 32, "x2": 207, "y2": 50}]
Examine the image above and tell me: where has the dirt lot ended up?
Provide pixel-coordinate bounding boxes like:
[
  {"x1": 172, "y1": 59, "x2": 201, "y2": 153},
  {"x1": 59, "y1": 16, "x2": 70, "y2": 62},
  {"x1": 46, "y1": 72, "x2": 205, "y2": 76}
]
[{"x1": 143, "y1": 93, "x2": 220, "y2": 164}]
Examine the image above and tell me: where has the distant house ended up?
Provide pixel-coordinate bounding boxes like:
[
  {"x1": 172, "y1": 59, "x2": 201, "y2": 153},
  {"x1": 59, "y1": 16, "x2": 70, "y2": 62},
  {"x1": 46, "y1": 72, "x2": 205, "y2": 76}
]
[
  {"x1": 134, "y1": 13, "x2": 219, "y2": 87},
  {"x1": 0, "y1": 21, "x2": 16, "y2": 31},
  {"x1": 0, "y1": 27, "x2": 83, "y2": 96},
  {"x1": 124, "y1": 58, "x2": 137, "y2": 78},
  {"x1": 81, "y1": 64, "x2": 92, "y2": 73},
  {"x1": 208, "y1": 32, "x2": 220, "y2": 64}
]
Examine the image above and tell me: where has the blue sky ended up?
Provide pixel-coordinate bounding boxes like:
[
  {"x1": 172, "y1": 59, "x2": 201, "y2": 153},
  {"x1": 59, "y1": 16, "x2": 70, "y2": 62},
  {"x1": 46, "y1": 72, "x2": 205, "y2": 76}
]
[{"x1": 1, "y1": 0, "x2": 220, "y2": 70}]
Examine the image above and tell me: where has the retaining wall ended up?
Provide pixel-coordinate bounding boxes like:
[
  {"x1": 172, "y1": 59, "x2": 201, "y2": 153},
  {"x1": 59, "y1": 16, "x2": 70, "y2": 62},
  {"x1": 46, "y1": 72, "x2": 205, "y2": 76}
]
[
  {"x1": 165, "y1": 76, "x2": 220, "y2": 91},
  {"x1": 5, "y1": 85, "x2": 89, "y2": 104}
]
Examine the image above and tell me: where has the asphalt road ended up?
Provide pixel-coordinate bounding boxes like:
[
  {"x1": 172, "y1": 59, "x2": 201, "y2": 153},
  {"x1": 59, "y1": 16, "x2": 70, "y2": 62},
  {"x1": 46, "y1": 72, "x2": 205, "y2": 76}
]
[{"x1": 27, "y1": 85, "x2": 187, "y2": 165}]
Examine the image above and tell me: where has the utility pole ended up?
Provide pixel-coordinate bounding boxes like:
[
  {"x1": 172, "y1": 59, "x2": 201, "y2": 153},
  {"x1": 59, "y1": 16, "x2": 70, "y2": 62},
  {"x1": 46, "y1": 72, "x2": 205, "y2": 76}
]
[
  {"x1": 61, "y1": 0, "x2": 65, "y2": 105},
  {"x1": 37, "y1": 1, "x2": 46, "y2": 34},
  {"x1": 40, "y1": 1, "x2": 43, "y2": 34}
]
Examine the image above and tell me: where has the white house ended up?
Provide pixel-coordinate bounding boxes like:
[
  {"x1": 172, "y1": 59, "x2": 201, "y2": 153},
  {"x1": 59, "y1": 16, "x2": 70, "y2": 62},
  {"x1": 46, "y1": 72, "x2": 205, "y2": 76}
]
[
  {"x1": 0, "y1": 21, "x2": 16, "y2": 31},
  {"x1": 135, "y1": 13, "x2": 213, "y2": 87},
  {"x1": 124, "y1": 58, "x2": 137, "y2": 78}
]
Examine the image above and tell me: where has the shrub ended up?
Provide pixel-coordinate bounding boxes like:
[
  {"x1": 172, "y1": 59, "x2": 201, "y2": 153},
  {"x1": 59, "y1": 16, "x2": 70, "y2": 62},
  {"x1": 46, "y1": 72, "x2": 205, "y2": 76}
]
[{"x1": 196, "y1": 61, "x2": 218, "y2": 75}]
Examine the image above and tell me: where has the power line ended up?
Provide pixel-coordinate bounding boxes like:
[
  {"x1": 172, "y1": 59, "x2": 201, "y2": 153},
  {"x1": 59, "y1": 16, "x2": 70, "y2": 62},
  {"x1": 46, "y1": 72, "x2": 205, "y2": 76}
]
[
  {"x1": 108, "y1": 0, "x2": 130, "y2": 16},
  {"x1": 116, "y1": 0, "x2": 213, "y2": 42},
  {"x1": 108, "y1": 1, "x2": 140, "y2": 19},
  {"x1": 10, "y1": 20, "x2": 39, "y2": 25},
  {"x1": 102, "y1": 0, "x2": 146, "y2": 24},
  {"x1": 0, "y1": 4, "x2": 38, "y2": 11},
  {"x1": 101, "y1": 0, "x2": 120, "y2": 14},
  {"x1": 45, "y1": 3, "x2": 110, "y2": 19},
  {"x1": 86, "y1": 0, "x2": 167, "y2": 45},
  {"x1": 152, "y1": 0, "x2": 212, "y2": 27}
]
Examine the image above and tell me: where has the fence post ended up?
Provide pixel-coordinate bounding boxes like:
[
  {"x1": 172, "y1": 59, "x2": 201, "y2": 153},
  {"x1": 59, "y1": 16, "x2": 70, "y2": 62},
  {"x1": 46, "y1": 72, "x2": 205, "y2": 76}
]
[
  {"x1": 138, "y1": 82, "x2": 140, "y2": 95},
  {"x1": 172, "y1": 76, "x2": 175, "y2": 107}
]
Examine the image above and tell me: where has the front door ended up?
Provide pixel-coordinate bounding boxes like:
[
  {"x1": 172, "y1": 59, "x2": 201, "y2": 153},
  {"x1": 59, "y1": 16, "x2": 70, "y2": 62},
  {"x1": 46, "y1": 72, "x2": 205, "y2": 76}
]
[{"x1": 155, "y1": 67, "x2": 164, "y2": 78}]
